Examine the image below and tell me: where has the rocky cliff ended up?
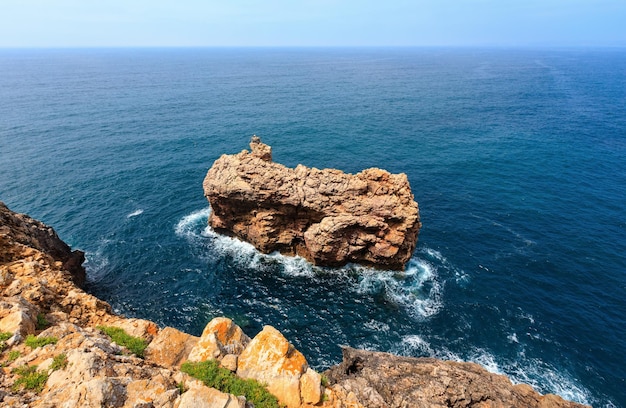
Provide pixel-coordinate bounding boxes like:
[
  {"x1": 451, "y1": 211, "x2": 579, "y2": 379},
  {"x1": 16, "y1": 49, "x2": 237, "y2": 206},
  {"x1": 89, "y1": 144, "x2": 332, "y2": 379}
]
[
  {"x1": 325, "y1": 347, "x2": 586, "y2": 408},
  {"x1": 0, "y1": 202, "x2": 590, "y2": 407},
  {"x1": 203, "y1": 137, "x2": 421, "y2": 271}
]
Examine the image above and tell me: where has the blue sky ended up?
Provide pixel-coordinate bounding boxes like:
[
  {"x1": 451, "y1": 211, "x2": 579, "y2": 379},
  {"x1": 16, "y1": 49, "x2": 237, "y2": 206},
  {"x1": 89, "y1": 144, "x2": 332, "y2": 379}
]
[{"x1": 1, "y1": 0, "x2": 625, "y2": 47}]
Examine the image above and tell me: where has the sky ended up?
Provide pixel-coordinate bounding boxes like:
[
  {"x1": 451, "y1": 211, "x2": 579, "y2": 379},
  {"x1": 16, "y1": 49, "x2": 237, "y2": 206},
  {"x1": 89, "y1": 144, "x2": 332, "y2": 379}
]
[{"x1": 1, "y1": 0, "x2": 625, "y2": 48}]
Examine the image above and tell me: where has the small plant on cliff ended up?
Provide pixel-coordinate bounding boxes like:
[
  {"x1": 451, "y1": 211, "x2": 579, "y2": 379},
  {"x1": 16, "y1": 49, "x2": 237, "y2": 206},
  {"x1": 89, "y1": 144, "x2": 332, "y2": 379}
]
[
  {"x1": 50, "y1": 353, "x2": 68, "y2": 371},
  {"x1": 36, "y1": 313, "x2": 49, "y2": 330},
  {"x1": 96, "y1": 326, "x2": 147, "y2": 358},
  {"x1": 7, "y1": 350, "x2": 21, "y2": 363},
  {"x1": 0, "y1": 331, "x2": 12, "y2": 352},
  {"x1": 181, "y1": 360, "x2": 280, "y2": 408},
  {"x1": 320, "y1": 373, "x2": 330, "y2": 387},
  {"x1": 25, "y1": 335, "x2": 58, "y2": 349},
  {"x1": 12, "y1": 365, "x2": 48, "y2": 392}
]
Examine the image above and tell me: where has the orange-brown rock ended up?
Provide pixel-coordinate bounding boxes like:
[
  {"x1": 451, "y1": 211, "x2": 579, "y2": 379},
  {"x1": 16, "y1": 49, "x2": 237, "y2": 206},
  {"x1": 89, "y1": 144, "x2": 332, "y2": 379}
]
[
  {"x1": 145, "y1": 327, "x2": 199, "y2": 368},
  {"x1": 237, "y1": 325, "x2": 319, "y2": 408},
  {"x1": 203, "y1": 137, "x2": 421, "y2": 270},
  {"x1": 0, "y1": 202, "x2": 85, "y2": 286},
  {"x1": 188, "y1": 317, "x2": 250, "y2": 363}
]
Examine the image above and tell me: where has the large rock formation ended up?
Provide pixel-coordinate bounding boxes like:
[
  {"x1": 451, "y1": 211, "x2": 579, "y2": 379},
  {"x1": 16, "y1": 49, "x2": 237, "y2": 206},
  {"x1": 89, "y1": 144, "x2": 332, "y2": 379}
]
[
  {"x1": 325, "y1": 347, "x2": 587, "y2": 408},
  {"x1": 203, "y1": 137, "x2": 422, "y2": 270}
]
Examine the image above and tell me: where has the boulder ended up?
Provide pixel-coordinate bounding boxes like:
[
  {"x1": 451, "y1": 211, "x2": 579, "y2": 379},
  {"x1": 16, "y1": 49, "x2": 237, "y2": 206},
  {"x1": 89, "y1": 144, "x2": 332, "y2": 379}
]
[
  {"x1": 203, "y1": 137, "x2": 421, "y2": 270},
  {"x1": 145, "y1": 327, "x2": 199, "y2": 368},
  {"x1": 187, "y1": 317, "x2": 250, "y2": 362},
  {"x1": 107, "y1": 317, "x2": 160, "y2": 342},
  {"x1": 0, "y1": 296, "x2": 38, "y2": 337},
  {"x1": 299, "y1": 367, "x2": 322, "y2": 405},
  {"x1": 237, "y1": 325, "x2": 319, "y2": 408},
  {"x1": 176, "y1": 386, "x2": 245, "y2": 408}
]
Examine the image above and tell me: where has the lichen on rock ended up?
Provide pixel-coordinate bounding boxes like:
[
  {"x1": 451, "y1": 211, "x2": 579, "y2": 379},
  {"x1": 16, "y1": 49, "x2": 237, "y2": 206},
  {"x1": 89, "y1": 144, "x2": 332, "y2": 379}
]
[{"x1": 203, "y1": 137, "x2": 422, "y2": 270}]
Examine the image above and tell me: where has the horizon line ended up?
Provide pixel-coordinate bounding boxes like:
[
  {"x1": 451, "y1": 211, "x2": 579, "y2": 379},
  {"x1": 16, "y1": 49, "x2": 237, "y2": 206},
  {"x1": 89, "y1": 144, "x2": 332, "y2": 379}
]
[{"x1": 2, "y1": 44, "x2": 626, "y2": 50}]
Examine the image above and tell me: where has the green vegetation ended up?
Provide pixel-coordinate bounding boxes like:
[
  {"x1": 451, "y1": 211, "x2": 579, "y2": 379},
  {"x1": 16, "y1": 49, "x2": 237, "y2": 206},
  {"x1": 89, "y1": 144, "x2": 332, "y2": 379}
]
[
  {"x1": 0, "y1": 331, "x2": 12, "y2": 352},
  {"x1": 96, "y1": 326, "x2": 147, "y2": 358},
  {"x1": 36, "y1": 313, "x2": 49, "y2": 330},
  {"x1": 7, "y1": 350, "x2": 21, "y2": 363},
  {"x1": 12, "y1": 365, "x2": 48, "y2": 392},
  {"x1": 320, "y1": 373, "x2": 330, "y2": 387},
  {"x1": 50, "y1": 353, "x2": 68, "y2": 371},
  {"x1": 177, "y1": 381, "x2": 187, "y2": 394},
  {"x1": 25, "y1": 335, "x2": 58, "y2": 349},
  {"x1": 181, "y1": 360, "x2": 280, "y2": 408}
]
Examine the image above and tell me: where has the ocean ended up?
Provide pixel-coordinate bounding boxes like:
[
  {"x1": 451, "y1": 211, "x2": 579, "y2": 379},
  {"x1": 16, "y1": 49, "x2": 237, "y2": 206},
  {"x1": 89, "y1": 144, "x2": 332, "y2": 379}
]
[{"x1": 0, "y1": 48, "x2": 624, "y2": 407}]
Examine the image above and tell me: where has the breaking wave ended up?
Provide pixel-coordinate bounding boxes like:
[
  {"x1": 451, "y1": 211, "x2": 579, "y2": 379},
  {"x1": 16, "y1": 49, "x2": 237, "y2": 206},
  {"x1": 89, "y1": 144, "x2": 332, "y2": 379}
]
[
  {"x1": 126, "y1": 209, "x2": 144, "y2": 218},
  {"x1": 175, "y1": 207, "x2": 442, "y2": 319}
]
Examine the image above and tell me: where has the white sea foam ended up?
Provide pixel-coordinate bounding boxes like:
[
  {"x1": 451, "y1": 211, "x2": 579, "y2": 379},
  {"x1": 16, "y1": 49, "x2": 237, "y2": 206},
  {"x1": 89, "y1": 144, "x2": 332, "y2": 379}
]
[
  {"x1": 462, "y1": 348, "x2": 592, "y2": 406},
  {"x1": 360, "y1": 257, "x2": 442, "y2": 319},
  {"x1": 126, "y1": 209, "x2": 144, "y2": 218},
  {"x1": 363, "y1": 319, "x2": 390, "y2": 332},
  {"x1": 507, "y1": 332, "x2": 519, "y2": 343},
  {"x1": 174, "y1": 207, "x2": 211, "y2": 238},
  {"x1": 392, "y1": 334, "x2": 461, "y2": 361},
  {"x1": 175, "y1": 207, "x2": 443, "y2": 318},
  {"x1": 83, "y1": 237, "x2": 113, "y2": 283},
  {"x1": 419, "y1": 246, "x2": 469, "y2": 285}
]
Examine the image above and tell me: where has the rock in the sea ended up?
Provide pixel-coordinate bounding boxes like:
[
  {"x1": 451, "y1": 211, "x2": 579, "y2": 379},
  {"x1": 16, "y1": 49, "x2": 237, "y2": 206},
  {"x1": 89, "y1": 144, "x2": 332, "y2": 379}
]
[
  {"x1": 324, "y1": 347, "x2": 590, "y2": 408},
  {"x1": 203, "y1": 137, "x2": 421, "y2": 270}
]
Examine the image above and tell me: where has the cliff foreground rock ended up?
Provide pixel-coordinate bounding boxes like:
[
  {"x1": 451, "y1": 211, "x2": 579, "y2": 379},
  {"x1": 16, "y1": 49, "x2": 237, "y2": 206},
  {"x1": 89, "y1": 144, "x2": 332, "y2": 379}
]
[
  {"x1": 203, "y1": 137, "x2": 421, "y2": 270},
  {"x1": 0, "y1": 202, "x2": 590, "y2": 407}
]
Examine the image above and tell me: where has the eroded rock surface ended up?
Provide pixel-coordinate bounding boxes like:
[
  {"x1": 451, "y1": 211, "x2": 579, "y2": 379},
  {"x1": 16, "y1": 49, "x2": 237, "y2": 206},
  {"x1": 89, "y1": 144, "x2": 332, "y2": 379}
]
[
  {"x1": 0, "y1": 202, "x2": 85, "y2": 286},
  {"x1": 324, "y1": 347, "x2": 589, "y2": 408},
  {"x1": 203, "y1": 137, "x2": 421, "y2": 270}
]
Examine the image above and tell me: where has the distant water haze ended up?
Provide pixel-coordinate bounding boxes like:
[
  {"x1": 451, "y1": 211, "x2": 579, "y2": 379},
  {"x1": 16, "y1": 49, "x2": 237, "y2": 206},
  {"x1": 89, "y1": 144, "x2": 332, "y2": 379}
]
[{"x1": 0, "y1": 48, "x2": 624, "y2": 407}]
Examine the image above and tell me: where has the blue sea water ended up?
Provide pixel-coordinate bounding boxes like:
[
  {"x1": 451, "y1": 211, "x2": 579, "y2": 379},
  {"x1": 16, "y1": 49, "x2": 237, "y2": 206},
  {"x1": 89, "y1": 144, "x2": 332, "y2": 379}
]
[{"x1": 1, "y1": 48, "x2": 625, "y2": 407}]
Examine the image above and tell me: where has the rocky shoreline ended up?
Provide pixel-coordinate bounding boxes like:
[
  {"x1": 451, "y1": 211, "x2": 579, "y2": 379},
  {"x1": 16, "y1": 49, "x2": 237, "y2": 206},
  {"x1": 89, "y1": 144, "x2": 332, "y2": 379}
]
[{"x1": 0, "y1": 202, "x2": 589, "y2": 407}]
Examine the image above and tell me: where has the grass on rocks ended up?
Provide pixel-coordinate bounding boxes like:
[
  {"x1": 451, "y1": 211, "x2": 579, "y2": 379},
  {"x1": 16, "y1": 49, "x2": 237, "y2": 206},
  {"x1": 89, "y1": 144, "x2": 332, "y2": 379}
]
[
  {"x1": 7, "y1": 350, "x2": 21, "y2": 363},
  {"x1": 12, "y1": 365, "x2": 48, "y2": 392},
  {"x1": 97, "y1": 326, "x2": 147, "y2": 358},
  {"x1": 25, "y1": 335, "x2": 58, "y2": 349},
  {"x1": 0, "y1": 331, "x2": 12, "y2": 351},
  {"x1": 51, "y1": 353, "x2": 68, "y2": 371},
  {"x1": 181, "y1": 360, "x2": 281, "y2": 408}
]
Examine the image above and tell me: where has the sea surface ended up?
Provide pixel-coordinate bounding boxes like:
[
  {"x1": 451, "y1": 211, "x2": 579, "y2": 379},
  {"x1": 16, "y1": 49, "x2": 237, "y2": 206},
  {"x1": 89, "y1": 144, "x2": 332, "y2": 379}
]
[{"x1": 1, "y1": 48, "x2": 624, "y2": 407}]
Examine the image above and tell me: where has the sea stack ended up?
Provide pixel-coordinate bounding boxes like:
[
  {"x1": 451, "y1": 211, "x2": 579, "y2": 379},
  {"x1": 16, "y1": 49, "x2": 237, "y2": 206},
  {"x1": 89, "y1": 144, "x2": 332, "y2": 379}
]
[{"x1": 203, "y1": 136, "x2": 422, "y2": 270}]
